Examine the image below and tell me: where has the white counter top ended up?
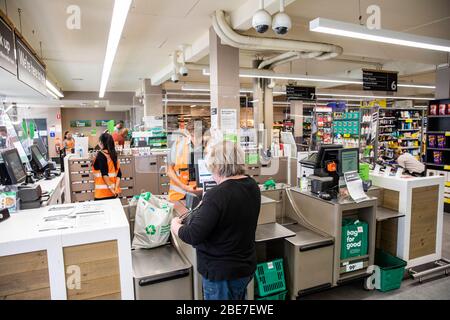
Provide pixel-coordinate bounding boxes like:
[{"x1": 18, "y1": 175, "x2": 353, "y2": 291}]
[
  {"x1": 370, "y1": 172, "x2": 445, "y2": 191},
  {"x1": 0, "y1": 199, "x2": 133, "y2": 300}
]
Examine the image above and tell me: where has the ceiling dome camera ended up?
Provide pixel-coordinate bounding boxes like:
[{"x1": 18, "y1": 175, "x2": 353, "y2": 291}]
[
  {"x1": 252, "y1": 9, "x2": 272, "y2": 34},
  {"x1": 171, "y1": 73, "x2": 179, "y2": 83},
  {"x1": 179, "y1": 66, "x2": 189, "y2": 77},
  {"x1": 272, "y1": 12, "x2": 291, "y2": 35}
]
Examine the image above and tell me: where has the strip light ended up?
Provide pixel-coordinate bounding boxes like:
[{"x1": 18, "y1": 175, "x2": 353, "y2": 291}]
[
  {"x1": 202, "y1": 69, "x2": 435, "y2": 90},
  {"x1": 99, "y1": 0, "x2": 132, "y2": 98},
  {"x1": 310, "y1": 18, "x2": 450, "y2": 52},
  {"x1": 315, "y1": 93, "x2": 431, "y2": 101},
  {"x1": 46, "y1": 80, "x2": 64, "y2": 98},
  {"x1": 46, "y1": 89, "x2": 59, "y2": 100}
]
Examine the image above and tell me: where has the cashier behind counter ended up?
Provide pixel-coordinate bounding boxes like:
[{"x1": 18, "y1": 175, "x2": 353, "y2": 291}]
[{"x1": 394, "y1": 148, "x2": 425, "y2": 175}]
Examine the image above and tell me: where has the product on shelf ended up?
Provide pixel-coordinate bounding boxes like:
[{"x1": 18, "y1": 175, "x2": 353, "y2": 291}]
[
  {"x1": 429, "y1": 105, "x2": 437, "y2": 115},
  {"x1": 439, "y1": 104, "x2": 446, "y2": 115},
  {"x1": 433, "y1": 151, "x2": 443, "y2": 165},
  {"x1": 437, "y1": 135, "x2": 445, "y2": 149},
  {"x1": 447, "y1": 104, "x2": 450, "y2": 115},
  {"x1": 428, "y1": 135, "x2": 437, "y2": 148}
]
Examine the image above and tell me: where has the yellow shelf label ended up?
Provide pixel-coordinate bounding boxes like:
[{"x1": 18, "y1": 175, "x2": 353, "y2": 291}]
[
  {"x1": 445, "y1": 182, "x2": 450, "y2": 187},
  {"x1": 445, "y1": 165, "x2": 450, "y2": 170},
  {"x1": 405, "y1": 119, "x2": 413, "y2": 123},
  {"x1": 445, "y1": 198, "x2": 450, "y2": 204},
  {"x1": 446, "y1": 132, "x2": 450, "y2": 137}
]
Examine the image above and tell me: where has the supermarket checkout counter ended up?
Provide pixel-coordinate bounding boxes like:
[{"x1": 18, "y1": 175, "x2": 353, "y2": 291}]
[
  {"x1": 369, "y1": 172, "x2": 447, "y2": 273},
  {"x1": 0, "y1": 199, "x2": 133, "y2": 300}
]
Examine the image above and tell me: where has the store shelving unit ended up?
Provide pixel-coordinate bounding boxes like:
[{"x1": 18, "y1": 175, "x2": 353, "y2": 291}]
[
  {"x1": 425, "y1": 99, "x2": 450, "y2": 213},
  {"x1": 314, "y1": 106, "x2": 333, "y2": 146},
  {"x1": 378, "y1": 107, "x2": 425, "y2": 162}
]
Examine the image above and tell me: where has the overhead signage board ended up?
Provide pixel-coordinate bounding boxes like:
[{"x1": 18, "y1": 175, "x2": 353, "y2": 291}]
[
  {"x1": 363, "y1": 69, "x2": 398, "y2": 92},
  {"x1": 15, "y1": 35, "x2": 46, "y2": 96},
  {"x1": 96, "y1": 120, "x2": 112, "y2": 127},
  {"x1": 0, "y1": 17, "x2": 16, "y2": 75},
  {"x1": 70, "y1": 120, "x2": 92, "y2": 128},
  {"x1": 286, "y1": 85, "x2": 316, "y2": 101}
]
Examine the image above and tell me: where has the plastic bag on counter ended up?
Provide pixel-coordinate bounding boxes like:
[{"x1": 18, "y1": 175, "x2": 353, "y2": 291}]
[{"x1": 132, "y1": 192, "x2": 174, "y2": 249}]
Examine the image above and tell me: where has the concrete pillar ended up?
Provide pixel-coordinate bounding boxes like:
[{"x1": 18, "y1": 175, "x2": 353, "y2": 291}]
[
  {"x1": 264, "y1": 84, "x2": 274, "y2": 148},
  {"x1": 290, "y1": 100, "x2": 304, "y2": 138},
  {"x1": 209, "y1": 28, "x2": 240, "y2": 132},
  {"x1": 143, "y1": 79, "x2": 163, "y2": 117},
  {"x1": 436, "y1": 65, "x2": 450, "y2": 99}
]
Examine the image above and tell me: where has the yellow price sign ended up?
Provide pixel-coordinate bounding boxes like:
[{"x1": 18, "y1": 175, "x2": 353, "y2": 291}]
[
  {"x1": 405, "y1": 119, "x2": 413, "y2": 123},
  {"x1": 445, "y1": 132, "x2": 450, "y2": 137},
  {"x1": 445, "y1": 165, "x2": 450, "y2": 171},
  {"x1": 344, "y1": 134, "x2": 351, "y2": 138}
]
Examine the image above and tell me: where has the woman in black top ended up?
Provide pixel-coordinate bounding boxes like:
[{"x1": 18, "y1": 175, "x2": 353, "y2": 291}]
[
  {"x1": 171, "y1": 140, "x2": 261, "y2": 300},
  {"x1": 92, "y1": 133, "x2": 122, "y2": 200}
]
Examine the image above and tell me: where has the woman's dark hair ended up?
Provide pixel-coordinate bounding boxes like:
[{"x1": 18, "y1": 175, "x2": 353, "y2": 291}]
[
  {"x1": 64, "y1": 131, "x2": 70, "y2": 139},
  {"x1": 99, "y1": 133, "x2": 118, "y2": 169}
]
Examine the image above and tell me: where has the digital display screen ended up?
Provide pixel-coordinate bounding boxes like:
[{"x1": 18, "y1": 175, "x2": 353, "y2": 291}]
[
  {"x1": 31, "y1": 145, "x2": 48, "y2": 169},
  {"x1": 4, "y1": 149, "x2": 27, "y2": 183},
  {"x1": 341, "y1": 150, "x2": 358, "y2": 174},
  {"x1": 197, "y1": 159, "x2": 213, "y2": 184}
]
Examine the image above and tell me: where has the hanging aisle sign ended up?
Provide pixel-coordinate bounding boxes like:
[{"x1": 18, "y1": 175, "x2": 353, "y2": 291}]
[
  {"x1": 286, "y1": 85, "x2": 316, "y2": 101},
  {"x1": 15, "y1": 34, "x2": 46, "y2": 96},
  {"x1": 363, "y1": 69, "x2": 398, "y2": 92},
  {"x1": 0, "y1": 17, "x2": 16, "y2": 75}
]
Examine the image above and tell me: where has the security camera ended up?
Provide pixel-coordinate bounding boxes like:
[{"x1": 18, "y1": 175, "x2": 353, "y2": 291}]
[
  {"x1": 272, "y1": 0, "x2": 291, "y2": 35},
  {"x1": 252, "y1": 9, "x2": 272, "y2": 33},
  {"x1": 171, "y1": 73, "x2": 179, "y2": 83},
  {"x1": 272, "y1": 12, "x2": 291, "y2": 35},
  {"x1": 179, "y1": 66, "x2": 189, "y2": 77},
  {"x1": 252, "y1": 0, "x2": 272, "y2": 34}
]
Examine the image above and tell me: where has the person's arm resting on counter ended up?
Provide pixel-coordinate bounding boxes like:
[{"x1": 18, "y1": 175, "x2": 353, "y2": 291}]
[{"x1": 171, "y1": 195, "x2": 221, "y2": 246}]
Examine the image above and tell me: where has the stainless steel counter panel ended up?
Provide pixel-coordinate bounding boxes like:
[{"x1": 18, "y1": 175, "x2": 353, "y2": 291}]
[
  {"x1": 285, "y1": 224, "x2": 334, "y2": 250},
  {"x1": 132, "y1": 245, "x2": 193, "y2": 300},
  {"x1": 255, "y1": 223, "x2": 296, "y2": 243}
]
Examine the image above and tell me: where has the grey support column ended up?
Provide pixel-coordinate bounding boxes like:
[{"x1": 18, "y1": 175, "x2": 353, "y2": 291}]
[
  {"x1": 290, "y1": 100, "x2": 304, "y2": 139},
  {"x1": 209, "y1": 28, "x2": 240, "y2": 132},
  {"x1": 143, "y1": 79, "x2": 163, "y2": 117},
  {"x1": 435, "y1": 65, "x2": 450, "y2": 99}
]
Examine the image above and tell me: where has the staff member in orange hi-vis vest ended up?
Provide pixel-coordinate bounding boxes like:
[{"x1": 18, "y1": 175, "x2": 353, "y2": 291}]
[
  {"x1": 92, "y1": 133, "x2": 122, "y2": 201},
  {"x1": 167, "y1": 118, "x2": 206, "y2": 201}
]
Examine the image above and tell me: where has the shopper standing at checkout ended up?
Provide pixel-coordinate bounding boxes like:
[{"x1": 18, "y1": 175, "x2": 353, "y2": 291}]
[
  {"x1": 112, "y1": 121, "x2": 126, "y2": 146},
  {"x1": 92, "y1": 133, "x2": 122, "y2": 201},
  {"x1": 171, "y1": 140, "x2": 261, "y2": 300},
  {"x1": 167, "y1": 118, "x2": 206, "y2": 201}
]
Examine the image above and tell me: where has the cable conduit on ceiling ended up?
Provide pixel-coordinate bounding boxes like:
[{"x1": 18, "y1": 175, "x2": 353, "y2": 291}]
[{"x1": 212, "y1": 10, "x2": 343, "y2": 62}]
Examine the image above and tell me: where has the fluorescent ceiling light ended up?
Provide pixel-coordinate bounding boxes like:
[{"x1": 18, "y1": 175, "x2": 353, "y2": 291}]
[
  {"x1": 397, "y1": 83, "x2": 435, "y2": 89},
  {"x1": 315, "y1": 93, "x2": 431, "y2": 101},
  {"x1": 46, "y1": 80, "x2": 64, "y2": 98},
  {"x1": 202, "y1": 69, "x2": 434, "y2": 90},
  {"x1": 310, "y1": 18, "x2": 450, "y2": 52},
  {"x1": 163, "y1": 99, "x2": 210, "y2": 104},
  {"x1": 99, "y1": 0, "x2": 132, "y2": 98},
  {"x1": 47, "y1": 89, "x2": 59, "y2": 100}
]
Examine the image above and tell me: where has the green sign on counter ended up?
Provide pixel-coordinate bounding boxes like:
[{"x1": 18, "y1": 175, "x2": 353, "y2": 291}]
[
  {"x1": 70, "y1": 120, "x2": 92, "y2": 128},
  {"x1": 96, "y1": 120, "x2": 112, "y2": 127}
]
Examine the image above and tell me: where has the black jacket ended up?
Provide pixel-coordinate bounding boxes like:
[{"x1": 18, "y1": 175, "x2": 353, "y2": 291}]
[{"x1": 178, "y1": 177, "x2": 261, "y2": 281}]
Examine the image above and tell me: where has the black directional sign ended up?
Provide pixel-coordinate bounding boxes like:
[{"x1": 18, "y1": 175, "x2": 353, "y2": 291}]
[
  {"x1": 363, "y1": 69, "x2": 398, "y2": 92},
  {"x1": 286, "y1": 85, "x2": 316, "y2": 101}
]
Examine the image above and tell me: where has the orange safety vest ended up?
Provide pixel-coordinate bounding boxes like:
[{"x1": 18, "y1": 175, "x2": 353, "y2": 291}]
[
  {"x1": 65, "y1": 139, "x2": 75, "y2": 150},
  {"x1": 92, "y1": 151, "x2": 121, "y2": 199},
  {"x1": 168, "y1": 136, "x2": 196, "y2": 201}
]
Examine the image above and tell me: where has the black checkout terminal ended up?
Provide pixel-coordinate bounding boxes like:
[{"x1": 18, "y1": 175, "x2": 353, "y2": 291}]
[
  {"x1": 0, "y1": 147, "x2": 59, "y2": 210},
  {"x1": 302, "y1": 145, "x2": 359, "y2": 200}
]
